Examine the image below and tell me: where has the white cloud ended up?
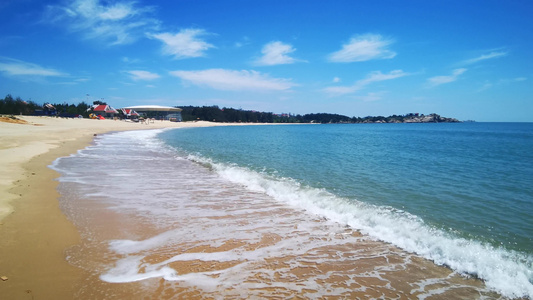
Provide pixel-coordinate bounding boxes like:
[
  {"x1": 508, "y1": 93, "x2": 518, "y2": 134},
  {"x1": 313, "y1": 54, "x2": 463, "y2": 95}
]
[
  {"x1": 255, "y1": 41, "x2": 300, "y2": 66},
  {"x1": 328, "y1": 34, "x2": 396, "y2": 62},
  {"x1": 122, "y1": 57, "x2": 141, "y2": 64},
  {"x1": 333, "y1": 77, "x2": 341, "y2": 83},
  {"x1": 126, "y1": 70, "x2": 160, "y2": 81},
  {"x1": 358, "y1": 70, "x2": 409, "y2": 86},
  {"x1": 427, "y1": 68, "x2": 467, "y2": 87},
  {"x1": 477, "y1": 82, "x2": 493, "y2": 92},
  {"x1": 354, "y1": 92, "x2": 386, "y2": 102},
  {"x1": 323, "y1": 85, "x2": 359, "y2": 95},
  {"x1": 234, "y1": 36, "x2": 251, "y2": 48},
  {"x1": 480, "y1": 77, "x2": 527, "y2": 92},
  {"x1": 499, "y1": 77, "x2": 527, "y2": 84},
  {"x1": 324, "y1": 70, "x2": 409, "y2": 96},
  {"x1": 98, "y1": 2, "x2": 136, "y2": 20},
  {"x1": 0, "y1": 57, "x2": 67, "y2": 77},
  {"x1": 149, "y1": 29, "x2": 214, "y2": 59},
  {"x1": 44, "y1": 0, "x2": 158, "y2": 45},
  {"x1": 463, "y1": 51, "x2": 507, "y2": 65},
  {"x1": 169, "y1": 69, "x2": 295, "y2": 91}
]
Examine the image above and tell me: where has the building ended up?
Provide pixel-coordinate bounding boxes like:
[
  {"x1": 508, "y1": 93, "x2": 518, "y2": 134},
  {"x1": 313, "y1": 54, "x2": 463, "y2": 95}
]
[
  {"x1": 122, "y1": 105, "x2": 182, "y2": 121},
  {"x1": 34, "y1": 103, "x2": 57, "y2": 116},
  {"x1": 88, "y1": 104, "x2": 119, "y2": 118},
  {"x1": 120, "y1": 108, "x2": 140, "y2": 118}
]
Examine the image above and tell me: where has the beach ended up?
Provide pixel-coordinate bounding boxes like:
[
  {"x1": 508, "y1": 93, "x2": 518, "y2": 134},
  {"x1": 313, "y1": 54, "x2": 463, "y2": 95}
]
[
  {"x1": 1, "y1": 117, "x2": 528, "y2": 299},
  {"x1": 0, "y1": 116, "x2": 235, "y2": 299}
]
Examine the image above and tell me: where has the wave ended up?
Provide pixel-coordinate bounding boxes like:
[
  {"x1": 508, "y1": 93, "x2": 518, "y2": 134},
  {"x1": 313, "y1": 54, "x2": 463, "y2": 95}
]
[
  {"x1": 186, "y1": 153, "x2": 533, "y2": 299},
  {"x1": 51, "y1": 128, "x2": 532, "y2": 298}
]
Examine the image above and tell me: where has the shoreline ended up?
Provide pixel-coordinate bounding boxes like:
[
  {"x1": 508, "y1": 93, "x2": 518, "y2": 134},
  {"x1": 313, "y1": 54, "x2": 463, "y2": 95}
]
[
  {"x1": 0, "y1": 116, "x2": 244, "y2": 298},
  {"x1": 0, "y1": 116, "x2": 506, "y2": 298},
  {"x1": 46, "y1": 127, "x2": 502, "y2": 298},
  {"x1": 0, "y1": 116, "x2": 259, "y2": 221}
]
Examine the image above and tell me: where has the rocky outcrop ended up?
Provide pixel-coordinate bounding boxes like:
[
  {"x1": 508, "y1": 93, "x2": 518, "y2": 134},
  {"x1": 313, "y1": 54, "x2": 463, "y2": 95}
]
[
  {"x1": 402, "y1": 114, "x2": 460, "y2": 123},
  {"x1": 353, "y1": 113, "x2": 461, "y2": 124}
]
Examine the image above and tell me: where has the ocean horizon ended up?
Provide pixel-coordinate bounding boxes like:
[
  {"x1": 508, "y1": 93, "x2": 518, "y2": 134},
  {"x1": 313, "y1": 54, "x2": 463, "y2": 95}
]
[{"x1": 52, "y1": 122, "x2": 533, "y2": 298}]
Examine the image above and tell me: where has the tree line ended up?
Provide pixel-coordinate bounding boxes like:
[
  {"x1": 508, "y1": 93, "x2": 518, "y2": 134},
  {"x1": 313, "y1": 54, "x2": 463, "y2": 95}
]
[
  {"x1": 0, "y1": 94, "x2": 91, "y2": 117},
  {"x1": 1, "y1": 95, "x2": 460, "y2": 123},
  {"x1": 179, "y1": 106, "x2": 354, "y2": 123},
  {"x1": 179, "y1": 106, "x2": 460, "y2": 123}
]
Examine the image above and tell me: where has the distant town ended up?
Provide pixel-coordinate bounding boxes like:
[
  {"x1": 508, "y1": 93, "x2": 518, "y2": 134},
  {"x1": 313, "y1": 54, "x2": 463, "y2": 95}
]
[{"x1": 1, "y1": 94, "x2": 463, "y2": 124}]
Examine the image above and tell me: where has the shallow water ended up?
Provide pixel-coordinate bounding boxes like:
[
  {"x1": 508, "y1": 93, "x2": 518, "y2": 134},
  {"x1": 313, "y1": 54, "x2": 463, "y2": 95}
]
[
  {"x1": 51, "y1": 124, "x2": 533, "y2": 298},
  {"x1": 161, "y1": 123, "x2": 533, "y2": 254}
]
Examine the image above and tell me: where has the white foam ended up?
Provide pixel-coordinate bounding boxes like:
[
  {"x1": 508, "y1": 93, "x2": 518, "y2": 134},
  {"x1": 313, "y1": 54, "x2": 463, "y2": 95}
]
[
  {"x1": 188, "y1": 154, "x2": 533, "y2": 299},
  {"x1": 54, "y1": 130, "x2": 533, "y2": 298},
  {"x1": 100, "y1": 256, "x2": 179, "y2": 283}
]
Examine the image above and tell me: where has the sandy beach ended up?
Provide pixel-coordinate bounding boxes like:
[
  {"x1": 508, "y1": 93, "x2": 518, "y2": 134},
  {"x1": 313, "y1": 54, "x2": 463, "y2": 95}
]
[
  {"x1": 0, "y1": 116, "x2": 235, "y2": 299},
  {"x1": 0, "y1": 116, "x2": 503, "y2": 299}
]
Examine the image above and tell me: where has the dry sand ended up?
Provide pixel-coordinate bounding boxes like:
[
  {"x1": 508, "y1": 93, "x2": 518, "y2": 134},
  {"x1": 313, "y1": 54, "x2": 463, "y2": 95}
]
[{"x1": 0, "y1": 116, "x2": 236, "y2": 299}]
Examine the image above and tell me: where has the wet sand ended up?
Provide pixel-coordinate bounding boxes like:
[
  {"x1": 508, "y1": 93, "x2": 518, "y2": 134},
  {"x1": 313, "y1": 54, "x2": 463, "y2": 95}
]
[
  {"x1": 61, "y1": 195, "x2": 497, "y2": 299},
  {"x1": 0, "y1": 116, "x2": 242, "y2": 299}
]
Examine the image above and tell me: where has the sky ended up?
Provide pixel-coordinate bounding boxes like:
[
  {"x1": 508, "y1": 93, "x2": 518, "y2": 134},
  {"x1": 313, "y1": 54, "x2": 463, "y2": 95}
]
[{"x1": 0, "y1": 0, "x2": 532, "y2": 121}]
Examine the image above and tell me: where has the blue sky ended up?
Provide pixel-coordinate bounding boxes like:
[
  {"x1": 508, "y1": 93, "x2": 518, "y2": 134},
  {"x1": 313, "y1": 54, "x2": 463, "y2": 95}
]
[{"x1": 0, "y1": 0, "x2": 531, "y2": 121}]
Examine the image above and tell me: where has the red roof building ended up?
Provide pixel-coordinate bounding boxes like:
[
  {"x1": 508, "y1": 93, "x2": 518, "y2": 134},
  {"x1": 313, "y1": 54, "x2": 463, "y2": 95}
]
[
  {"x1": 121, "y1": 108, "x2": 140, "y2": 117},
  {"x1": 89, "y1": 104, "x2": 119, "y2": 118}
]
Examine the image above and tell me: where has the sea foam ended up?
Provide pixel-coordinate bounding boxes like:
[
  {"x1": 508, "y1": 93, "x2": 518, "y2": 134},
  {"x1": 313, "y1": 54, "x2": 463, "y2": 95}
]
[
  {"x1": 53, "y1": 128, "x2": 533, "y2": 298},
  {"x1": 187, "y1": 153, "x2": 533, "y2": 298}
]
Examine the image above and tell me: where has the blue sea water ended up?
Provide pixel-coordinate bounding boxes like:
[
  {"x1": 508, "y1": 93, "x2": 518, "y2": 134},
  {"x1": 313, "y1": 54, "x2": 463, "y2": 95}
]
[{"x1": 157, "y1": 122, "x2": 533, "y2": 297}]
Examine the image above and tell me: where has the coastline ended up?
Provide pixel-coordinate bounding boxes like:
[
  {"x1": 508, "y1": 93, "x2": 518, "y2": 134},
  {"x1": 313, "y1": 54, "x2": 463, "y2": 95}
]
[
  {"x1": 0, "y1": 117, "x2": 511, "y2": 298},
  {"x1": 0, "y1": 116, "x2": 241, "y2": 298},
  {"x1": 0, "y1": 115, "x2": 251, "y2": 221}
]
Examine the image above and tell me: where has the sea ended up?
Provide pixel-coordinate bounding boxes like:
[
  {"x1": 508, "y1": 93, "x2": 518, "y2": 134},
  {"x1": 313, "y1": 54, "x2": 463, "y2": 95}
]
[{"x1": 51, "y1": 122, "x2": 533, "y2": 299}]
